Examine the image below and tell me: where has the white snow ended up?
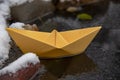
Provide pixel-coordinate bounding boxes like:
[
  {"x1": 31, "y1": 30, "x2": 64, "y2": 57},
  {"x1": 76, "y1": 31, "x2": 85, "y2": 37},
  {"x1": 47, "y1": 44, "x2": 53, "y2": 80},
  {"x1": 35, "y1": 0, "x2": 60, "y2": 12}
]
[
  {"x1": 0, "y1": 3, "x2": 10, "y2": 19},
  {"x1": 0, "y1": 53, "x2": 40, "y2": 75},
  {"x1": 8, "y1": 0, "x2": 34, "y2": 7},
  {"x1": 0, "y1": 15, "x2": 7, "y2": 27},
  {"x1": 0, "y1": 0, "x2": 34, "y2": 64},
  {"x1": 0, "y1": 15, "x2": 11, "y2": 63},
  {"x1": 10, "y1": 22, "x2": 25, "y2": 29}
]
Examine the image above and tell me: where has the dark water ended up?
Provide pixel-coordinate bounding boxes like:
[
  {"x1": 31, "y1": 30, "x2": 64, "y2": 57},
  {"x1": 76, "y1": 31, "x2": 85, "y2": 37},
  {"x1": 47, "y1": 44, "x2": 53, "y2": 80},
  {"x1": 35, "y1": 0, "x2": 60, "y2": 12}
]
[
  {"x1": 4, "y1": 0, "x2": 120, "y2": 80},
  {"x1": 30, "y1": 1, "x2": 120, "y2": 80}
]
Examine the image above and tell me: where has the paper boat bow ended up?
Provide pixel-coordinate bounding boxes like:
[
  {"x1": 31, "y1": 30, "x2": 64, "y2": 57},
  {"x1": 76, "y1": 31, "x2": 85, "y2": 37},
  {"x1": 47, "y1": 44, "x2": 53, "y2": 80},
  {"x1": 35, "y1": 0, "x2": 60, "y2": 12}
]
[{"x1": 7, "y1": 26, "x2": 101, "y2": 58}]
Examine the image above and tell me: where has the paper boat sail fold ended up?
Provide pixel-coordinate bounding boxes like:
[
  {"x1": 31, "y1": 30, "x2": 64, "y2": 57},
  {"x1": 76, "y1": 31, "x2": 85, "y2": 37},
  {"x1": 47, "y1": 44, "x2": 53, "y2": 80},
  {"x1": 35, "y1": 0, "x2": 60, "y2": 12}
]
[{"x1": 6, "y1": 26, "x2": 101, "y2": 58}]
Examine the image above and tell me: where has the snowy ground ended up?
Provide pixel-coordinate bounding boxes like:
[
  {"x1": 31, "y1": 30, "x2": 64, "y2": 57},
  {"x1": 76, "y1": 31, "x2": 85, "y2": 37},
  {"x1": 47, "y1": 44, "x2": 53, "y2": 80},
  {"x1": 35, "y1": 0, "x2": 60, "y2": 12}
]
[{"x1": 0, "y1": 0, "x2": 34, "y2": 66}]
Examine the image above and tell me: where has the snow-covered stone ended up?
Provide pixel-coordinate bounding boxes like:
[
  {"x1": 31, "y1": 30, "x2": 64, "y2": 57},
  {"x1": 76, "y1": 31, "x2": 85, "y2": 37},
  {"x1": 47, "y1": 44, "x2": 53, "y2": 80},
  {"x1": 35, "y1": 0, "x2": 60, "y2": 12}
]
[
  {"x1": 0, "y1": 53, "x2": 40, "y2": 80},
  {"x1": 10, "y1": 22, "x2": 25, "y2": 29},
  {"x1": 0, "y1": 53, "x2": 40, "y2": 75}
]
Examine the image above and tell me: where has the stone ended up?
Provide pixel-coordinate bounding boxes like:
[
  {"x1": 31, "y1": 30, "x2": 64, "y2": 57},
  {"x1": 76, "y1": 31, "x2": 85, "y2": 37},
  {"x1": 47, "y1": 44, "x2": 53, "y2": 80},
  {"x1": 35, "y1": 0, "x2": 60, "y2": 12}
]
[
  {"x1": 0, "y1": 63, "x2": 40, "y2": 80},
  {"x1": 11, "y1": 0, "x2": 55, "y2": 22}
]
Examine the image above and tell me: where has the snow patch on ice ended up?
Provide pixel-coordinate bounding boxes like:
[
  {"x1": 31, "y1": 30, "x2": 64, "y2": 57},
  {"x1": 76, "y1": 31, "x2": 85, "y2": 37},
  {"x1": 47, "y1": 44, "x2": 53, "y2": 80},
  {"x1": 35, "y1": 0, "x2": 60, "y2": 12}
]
[{"x1": 0, "y1": 53, "x2": 40, "y2": 75}]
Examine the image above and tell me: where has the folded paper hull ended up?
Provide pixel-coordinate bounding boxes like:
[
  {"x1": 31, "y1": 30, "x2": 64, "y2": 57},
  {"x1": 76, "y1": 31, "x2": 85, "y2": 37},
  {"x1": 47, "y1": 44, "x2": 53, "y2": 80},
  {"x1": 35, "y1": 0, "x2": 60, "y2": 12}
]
[{"x1": 6, "y1": 26, "x2": 101, "y2": 58}]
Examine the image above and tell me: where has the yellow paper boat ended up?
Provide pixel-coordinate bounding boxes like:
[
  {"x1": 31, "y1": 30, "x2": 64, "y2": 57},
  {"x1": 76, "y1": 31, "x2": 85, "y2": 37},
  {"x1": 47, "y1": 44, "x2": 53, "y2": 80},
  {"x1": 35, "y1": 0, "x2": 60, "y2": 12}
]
[{"x1": 6, "y1": 26, "x2": 101, "y2": 58}]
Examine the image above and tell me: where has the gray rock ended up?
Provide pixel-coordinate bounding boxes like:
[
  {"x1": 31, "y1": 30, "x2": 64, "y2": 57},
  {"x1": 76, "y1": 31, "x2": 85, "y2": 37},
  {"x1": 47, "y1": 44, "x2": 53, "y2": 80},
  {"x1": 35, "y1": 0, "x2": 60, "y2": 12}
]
[{"x1": 11, "y1": 0, "x2": 55, "y2": 22}]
